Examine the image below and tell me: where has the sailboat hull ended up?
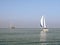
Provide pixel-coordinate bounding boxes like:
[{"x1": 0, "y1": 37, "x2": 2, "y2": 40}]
[{"x1": 42, "y1": 28, "x2": 48, "y2": 32}]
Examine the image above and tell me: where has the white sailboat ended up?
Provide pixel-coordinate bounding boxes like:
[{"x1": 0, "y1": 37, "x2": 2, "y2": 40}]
[{"x1": 40, "y1": 16, "x2": 48, "y2": 32}]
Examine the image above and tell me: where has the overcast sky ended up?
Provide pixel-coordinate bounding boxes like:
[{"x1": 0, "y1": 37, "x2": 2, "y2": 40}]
[{"x1": 0, "y1": 0, "x2": 60, "y2": 28}]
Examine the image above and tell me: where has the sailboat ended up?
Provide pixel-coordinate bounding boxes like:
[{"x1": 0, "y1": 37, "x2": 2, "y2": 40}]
[
  {"x1": 10, "y1": 24, "x2": 15, "y2": 29},
  {"x1": 40, "y1": 16, "x2": 48, "y2": 32}
]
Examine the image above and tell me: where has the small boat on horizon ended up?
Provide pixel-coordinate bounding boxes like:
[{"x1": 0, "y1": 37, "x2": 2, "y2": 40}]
[
  {"x1": 9, "y1": 24, "x2": 16, "y2": 29},
  {"x1": 11, "y1": 26, "x2": 15, "y2": 29}
]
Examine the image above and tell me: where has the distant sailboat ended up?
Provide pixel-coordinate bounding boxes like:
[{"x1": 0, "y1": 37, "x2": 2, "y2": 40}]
[
  {"x1": 11, "y1": 26, "x2": 15, "y2": 29},
  {"x1": 10, "y1": 24, "x2": 15, "y2": 29},
  {"x1": 40, "y1": 16, "x2": 48, "y2": 32}
]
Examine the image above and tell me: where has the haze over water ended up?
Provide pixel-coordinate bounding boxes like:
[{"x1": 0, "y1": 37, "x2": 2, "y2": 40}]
[
  {"x1": 0, "y1": 0, "x2": 60, "y2": 28},
  {"x1": 0, "y1": 0, "x2": 60, "y2": 45}
]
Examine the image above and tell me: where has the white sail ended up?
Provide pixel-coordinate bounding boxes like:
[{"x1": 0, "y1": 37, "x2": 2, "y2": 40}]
[
  {"x1": 43, "y1": 17, "x2": 46, "y2": 28},
  {"x1": 40, "y1": 16, "x2": 44, "y2": 27},
  {"x1": 40, "y1": 16, "x2": 46, "y2": 28}
]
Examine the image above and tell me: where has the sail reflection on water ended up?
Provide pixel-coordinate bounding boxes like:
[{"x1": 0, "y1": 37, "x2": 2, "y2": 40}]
[{"x1": 40, "y1": 29, "x2": 47, "y2": 45}]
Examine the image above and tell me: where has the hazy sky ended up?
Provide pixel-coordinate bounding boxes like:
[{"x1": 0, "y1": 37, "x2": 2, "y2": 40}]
[{"x1": 0, "y1": 0, "x2": 60, "y2": 28}]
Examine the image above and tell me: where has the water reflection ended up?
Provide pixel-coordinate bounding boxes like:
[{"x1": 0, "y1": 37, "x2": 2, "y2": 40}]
[{"x1": 40, "y1": 29, "x2": 48, "y2": 45}]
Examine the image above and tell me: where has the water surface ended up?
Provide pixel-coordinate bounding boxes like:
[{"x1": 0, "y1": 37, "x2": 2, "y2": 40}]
[{"x1": 0, "y1": 28, "x2": 60, "y2": 45}]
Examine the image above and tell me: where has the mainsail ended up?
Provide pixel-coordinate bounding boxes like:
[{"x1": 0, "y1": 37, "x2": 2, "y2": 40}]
[{"x1": 40, "y1": 16, "x2": 46, "y2": 28}]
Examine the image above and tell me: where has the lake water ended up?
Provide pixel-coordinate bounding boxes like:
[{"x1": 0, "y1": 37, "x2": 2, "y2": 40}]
[{"x1": 0, "y1": 28, "x2": 60, "y2": 45}]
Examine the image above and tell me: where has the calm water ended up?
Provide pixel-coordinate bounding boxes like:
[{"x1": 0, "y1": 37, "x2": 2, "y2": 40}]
[{"x1": 0, "y1": 28, "x2": 60, "y2": 45}]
